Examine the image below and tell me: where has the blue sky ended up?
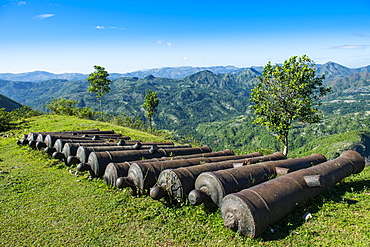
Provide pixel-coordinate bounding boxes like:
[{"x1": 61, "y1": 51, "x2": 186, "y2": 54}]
[{"x1": 1, "y1": 0, "x2": 370, "y2": 73}]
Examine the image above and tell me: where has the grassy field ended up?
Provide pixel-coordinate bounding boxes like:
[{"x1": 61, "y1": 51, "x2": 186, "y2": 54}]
[{"x1": 0, "y1": 115, "x2": 369, "y2": 246}]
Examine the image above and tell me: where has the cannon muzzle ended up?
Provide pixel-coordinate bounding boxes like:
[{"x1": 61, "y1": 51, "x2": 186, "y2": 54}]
[
  {"x1": 44, "y1": 147, "x2": 56, "y2": 155},
  {"x1": 149, "y1": 186, "x2": 166, "y2": 200},
  {"x1": 116, "y1": 177, "x2": 135, "y2": 188},
  {"x1": 52, "y1": 152, "x2": 65, "y2": 160},
  {"x1": 67, "y1": 156, "x2": 81, "y2": 165},
  {"x1": 188, "y1": 189, "x2": 209, "y2": 206},
  {"x1": 77, "y1": 163, "x2": 91, "y2": 172}
]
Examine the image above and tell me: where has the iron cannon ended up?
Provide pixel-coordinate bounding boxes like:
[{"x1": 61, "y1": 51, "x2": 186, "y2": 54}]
[
  {"x1": 150, "y1": 152, "x2": 285, "y2": 203},
  {"x1": 220, "y1": 150, "x2": 365, "y2": 238},
  {"x1": 188, "y1": 153, "x2": 327, "y2": 210},
  {"x1": 77, "y1": 145, "x2": 212, "y2": 178},
  {"x1": 102, "y1": 149, "x2": 236, "y2": 187}
]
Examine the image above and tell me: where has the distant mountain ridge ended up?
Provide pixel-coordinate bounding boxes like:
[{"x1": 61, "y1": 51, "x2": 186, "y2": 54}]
[
  {"x1": 1, "y1": 62, "x2": 368, "y2": 82},
  {"x1": 1, "y1": 62, "x2": 370, "y2": 143},
  {"x1": 0, "y1": 66, "x2": 249, "y2": 82}
]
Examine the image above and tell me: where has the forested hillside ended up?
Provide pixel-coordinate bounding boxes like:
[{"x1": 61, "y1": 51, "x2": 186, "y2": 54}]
[
  {"x1": 0, "y1": 94, "x2": 22, "y2": 111},
  {"x1": 1, "y1": 62, "x2": 370, "y2": 155}
]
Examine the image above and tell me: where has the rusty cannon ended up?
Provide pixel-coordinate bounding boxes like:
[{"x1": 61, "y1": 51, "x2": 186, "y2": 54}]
[
  {"x1": 50, "y1": 138, "x2": 132, "y2": 155},
  {"x1": 52, "y1": 141, "x2": 128, "y2": 160},
  {"x1": 149, "y1": 152, "x2": 286, "y2": 203},
  {"x1": 106, "y1": 151, "x2": 262, "y2": 189},
  {"x1": 43, "y1": 133, "x2": 129, "y2": 148},
  {"x1": 188, "y1": 153, "x2": 327, "y2": 210},
  {"x1": 66, "y1": 144, "x2": 193, "y2": 165},
  {"x1": 17, "y1": 128, "x2": 102, "y2": 145},
  {"x1": 35, "y1": 133, "x2": 128, "y2": 150},
  {"x1": 19, "y1": 129, "x2": 106, "y2": 145},
  {"x1": 52, "y1": 141, "x2": 185, "y2": 160},
  {"x1": 77, "y1": 145, "x2": 212, "y2": 178},
  {"x1": 102, "y1": 149, "x2": 236, "y2": 187},
  {"x1": 220, "y1": 150, "x2": 365, "y2": 238}
]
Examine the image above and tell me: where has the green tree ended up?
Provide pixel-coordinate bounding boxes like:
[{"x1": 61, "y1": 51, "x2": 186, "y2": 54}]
[
  {"x1": 87, "y1": 65, "x2": 111, "y2": 120},
  {"x1": 46, "y1": 98, "x2": 78, "y2": 115},
  {"x1": 250, "y1": 55, "x2": 331, "y2": 156},
  {"x1": 143, "y1": 89, "x2": 159, "y2": 132}
]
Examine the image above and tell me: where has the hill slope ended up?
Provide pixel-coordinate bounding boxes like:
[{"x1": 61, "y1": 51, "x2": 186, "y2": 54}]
[
  {"x1": 0, "y1": 115, "x2": 369, "y2": 246},
  {"x1": 0, "y1": 94, "x2": 22, "y2": 111}
]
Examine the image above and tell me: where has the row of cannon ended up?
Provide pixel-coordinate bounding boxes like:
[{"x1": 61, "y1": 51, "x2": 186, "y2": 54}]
[{"x1": 17, "y1": 129, "x2": 366, "y2": 238}]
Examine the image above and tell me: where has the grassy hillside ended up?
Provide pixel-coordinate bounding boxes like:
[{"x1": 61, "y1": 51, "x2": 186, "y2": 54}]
[{"x1": 0, "y1": 115, "x2": 369, "y2": 246}]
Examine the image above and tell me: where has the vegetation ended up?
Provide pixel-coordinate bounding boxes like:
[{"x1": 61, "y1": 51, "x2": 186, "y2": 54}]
[
  {"x1": 143, "y1": 89, "x2": 159, "y2": 132},
  {"x1": 0, "y1": 106, "x2": 41, "y2": 132},
  {"x1": 0, "y1": 108, "x2": 12, "y2": 131},
  {"x1": 46, "y1": 98, "x2": 97, "y2": 120},
  {"x1": 0, "y1": 115, "x2": 369, "y2": 246},
  {"x1": 0, "y1": 93, "x2": 22, "y2": 111},
  {"x1": 87, "y1": 65, "x2": 112, "y2": 120},
  {"x1": 250, "y1": 55, "x2": 331, "y2": 156}
]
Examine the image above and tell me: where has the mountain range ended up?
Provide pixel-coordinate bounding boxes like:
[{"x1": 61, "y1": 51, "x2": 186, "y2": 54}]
[
  {"x1": 1, "y1": 61, "x2": 370, "y2": 142},
  {"x1": 1, "y1": 62, "x2": 369, "y2": 82}
]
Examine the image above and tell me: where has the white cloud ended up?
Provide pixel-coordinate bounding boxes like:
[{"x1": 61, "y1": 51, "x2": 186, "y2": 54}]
[
  {"x1": 330, "y1": 45, "x2": 368, "y2": 50},
  {"x1": 96, "y1": 26, "x2": 125, "y2": 30},
  {"x1": 18, "y1": 1, "x2": 26, "y2": 5},
  {"x1": 157, "y1": 40, "x2": 173, "y2": 48},
  {"x1": 352, "y1": 32, "x2": 370, "y2": 38},
  {"x1": 33, "y1": 14, "x2": 55, "y2": 20},
  {"x1": 182, "y1": 57, "x2": 190, "y2": 61}
]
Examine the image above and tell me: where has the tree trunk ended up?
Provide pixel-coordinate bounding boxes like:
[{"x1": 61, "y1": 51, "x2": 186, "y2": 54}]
[
  {"x1": 283, "y1": 135, "x2": 289, "y2": 156},
  {"x1": 99, "y1": 99, "x2": 103, "y2": 121}
]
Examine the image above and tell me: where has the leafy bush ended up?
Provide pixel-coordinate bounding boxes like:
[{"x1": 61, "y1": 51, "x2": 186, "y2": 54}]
[
  {"x1": 74, "y1": 107, "x2": 98, "y2": 120},
  {"x1": 0, "y1": 108, "x2": 12, "y2": 131},
  {"x1": 46, "y1": 98, "x2": 98, "y2": 120},
  {"x1": 9, "y1": 106, "x2": 42, "y2": 120},
  {"x1": 46, "y1": 98, "x2": 79, "y2": 116}
]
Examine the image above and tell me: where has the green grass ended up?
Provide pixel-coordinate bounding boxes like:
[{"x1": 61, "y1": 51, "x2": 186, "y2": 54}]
[
  {"x1": 1, "y1": 115, "x2": 369, "y2": 246},
  {"x1": 290, "y1": 130, "x2": 368, "y2": 159}
]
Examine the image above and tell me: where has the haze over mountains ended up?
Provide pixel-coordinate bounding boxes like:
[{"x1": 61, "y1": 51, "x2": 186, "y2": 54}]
[{"x1": 1, "y1": 62, "x2": 369, "y2": 82}]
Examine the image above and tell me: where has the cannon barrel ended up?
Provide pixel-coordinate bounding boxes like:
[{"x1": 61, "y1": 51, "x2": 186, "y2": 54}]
[
  {"x1": 43, "y1": 133, "x2": 128, "y2": 148},
  {"x1": 53, "y1": 142, "x2": 186, "y2": 161},
  {"x1": 52, "y1": 141, "x2": 128, "y2": 160},
  {"x1": 102, "y1": 149, "x2": 236, "y2": 187},
  {"x1": 123, "y1": 141, "x2": 174, "y2": 145},
  {"x1": 51, "y1": 137, "x2": 132, "y2": 153},
  {"x1": 115, "y1": 150, "x2": 258, "y2": 194},
  {"x1": 188, "y1": 153, "x2": 327, "y2": 209},
  {"x1": 108, "y1": 152, "x2": 262, "y2": 189},
  {"x1": 220, "y1": 150, "x2": 365, "y2": 238},
  {"x1": 79, "y1": 145, "x2": 212, "y2": 178},
  {"x1": 21, "y1": 129, "x2": 113, "y2": 147},
  {"x1": 25, "y1": 129, "x2": 114, "y2": 145},
  {"x1": 67, "y1": 144, "x2": 192, "y2": 165},
  {"x1": 24, "y1": 129, "x2": 102, "y2": 142},
  {"x1": 150, "y1": 152, "x2": 285, "y2": 203},
  {"x1": 32, "y1": 133, "x2": 125, "y2": 150}
]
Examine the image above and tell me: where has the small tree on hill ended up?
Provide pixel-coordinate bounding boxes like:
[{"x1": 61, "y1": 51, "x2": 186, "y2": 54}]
[
  {"x1": 250, "y1": 55, "x2": 331, "y2": 156},
  {"x1": 143, "y1": 89, "x2": 159, "y2": 132},
  {"x1": 87, "y1": 65, "x2": 111, "y2": 120},
  {"x1": 46, "y1": 98, "x2": 78, "y2": 115}
]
